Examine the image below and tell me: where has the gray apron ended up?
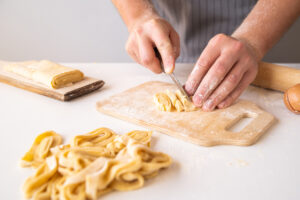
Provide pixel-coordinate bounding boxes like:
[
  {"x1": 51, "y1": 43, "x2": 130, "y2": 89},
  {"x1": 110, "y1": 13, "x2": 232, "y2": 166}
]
[{"x1": 152, "y1": 0, "x2": 257, "y2": 62}]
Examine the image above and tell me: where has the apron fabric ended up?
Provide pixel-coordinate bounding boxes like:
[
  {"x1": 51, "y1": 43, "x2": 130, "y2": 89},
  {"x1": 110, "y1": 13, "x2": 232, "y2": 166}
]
[{"x1": 152, "y1": 0, "x2": 257, "y2": 62}]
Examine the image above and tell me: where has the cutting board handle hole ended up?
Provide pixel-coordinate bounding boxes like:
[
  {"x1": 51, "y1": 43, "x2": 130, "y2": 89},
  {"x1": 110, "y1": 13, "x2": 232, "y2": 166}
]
[{"x1": 227, "y1": 115, "x2": 254, "y2": 133}]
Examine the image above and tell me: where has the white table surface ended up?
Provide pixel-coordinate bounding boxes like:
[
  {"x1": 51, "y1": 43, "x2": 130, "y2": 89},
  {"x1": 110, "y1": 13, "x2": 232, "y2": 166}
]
[{"x1": 1, "y1": 63, "x2": 299, "y2": 200}]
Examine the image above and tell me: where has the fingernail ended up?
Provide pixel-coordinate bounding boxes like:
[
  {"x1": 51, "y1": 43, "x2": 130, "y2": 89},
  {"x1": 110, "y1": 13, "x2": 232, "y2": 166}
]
[
  {"x1": 193, "y1": 93, "x2": 204, "y2": 107},
  {"x1": 164, "y1": 56, "x2": 174, "y2": 74},
  {"x1": 218, "y1": 102, "x2": 225, "y2": 109},
  {"x1": 165, "y1": 66, "x2": 173, "y2": 74},
  {"x1": 218, "y1": 101, "x2": 229, "y2": 109},
  {"x1": 191, "y1": 65, "x2": 200, "y2": 75},
  {"x1": 164, "y1": 62, "x2": 173, "y2": 74},
  {"x1": 203, "y1": 99, "x2": 215, "y2": 111}
]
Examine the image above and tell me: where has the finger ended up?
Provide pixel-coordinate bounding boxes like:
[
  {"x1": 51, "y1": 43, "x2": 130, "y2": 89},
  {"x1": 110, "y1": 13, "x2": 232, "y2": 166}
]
[
  {"x1": 125, "y1": 37, "x2": 141, "y2": 63},
  {"x1": 130, "y1": 51, "x2": 140, "y2": 64},
  {"x1": 202, "y1": 61, "x2": 247, "y2": 111},
  {"x1": 170, "y1": 30, "x2": 180, "y2": 59},
  {"x1": 152, "y1": 30, "x2": 175, "y2": 74},
  {"x1": 136, "y1": 33, "x2": 162, "y2": 74},
  {"x1": 185, "y1": 41, "x2": 221, "y2": 96},
  {"x1": 217, "y1": 69, "x2": 257, "y2": 109},
  {"x1": 192, "y1": 51, "x2": 239, "y2": 107}
]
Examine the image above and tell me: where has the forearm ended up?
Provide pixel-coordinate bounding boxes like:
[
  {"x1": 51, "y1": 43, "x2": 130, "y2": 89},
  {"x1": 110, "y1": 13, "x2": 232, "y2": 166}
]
[
  {"x1": 111, "y1": 0, "x2": 159, "y2": 31},
  {"x1": 232, "y1": 0, "x2": 300, "y2": 61}
]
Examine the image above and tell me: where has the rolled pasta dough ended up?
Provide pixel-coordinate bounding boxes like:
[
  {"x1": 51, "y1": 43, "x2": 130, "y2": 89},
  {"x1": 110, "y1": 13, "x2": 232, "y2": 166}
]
[{"x1": 3, "y1": 60, "x2": 84, "y2": 89}]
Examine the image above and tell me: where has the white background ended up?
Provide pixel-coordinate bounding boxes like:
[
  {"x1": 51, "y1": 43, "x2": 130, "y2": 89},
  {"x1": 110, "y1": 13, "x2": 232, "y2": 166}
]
[{"x1": 0, "y1": 0, "x2": 299, "y2": 63}]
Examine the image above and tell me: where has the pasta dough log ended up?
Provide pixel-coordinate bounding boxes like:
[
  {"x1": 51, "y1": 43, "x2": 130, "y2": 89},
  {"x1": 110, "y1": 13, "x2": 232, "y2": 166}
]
[
  {"x1": 20, "y1": 128, "x2": 171, "y2": 200},
  {"x1": 154, "y1": 90, "x2": 197, "y2": 112},
  {"x1": 3, "y1": 60, "x2": 84, "y2": 89}
]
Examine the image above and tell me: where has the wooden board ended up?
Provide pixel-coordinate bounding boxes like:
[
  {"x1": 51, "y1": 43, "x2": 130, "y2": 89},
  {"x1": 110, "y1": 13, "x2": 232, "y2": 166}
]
[
  {"x1": 0, "y1": 62, "x2": 104, "y2": 101},
  {"x1": 97, "y1": 81, "x2": 276, "y2": 147}
]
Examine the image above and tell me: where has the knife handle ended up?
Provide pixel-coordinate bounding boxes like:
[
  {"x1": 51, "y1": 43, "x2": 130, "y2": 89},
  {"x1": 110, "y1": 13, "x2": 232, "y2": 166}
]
[{"x1": 154, "y1": 47, "x2": 165, "y2": 73}]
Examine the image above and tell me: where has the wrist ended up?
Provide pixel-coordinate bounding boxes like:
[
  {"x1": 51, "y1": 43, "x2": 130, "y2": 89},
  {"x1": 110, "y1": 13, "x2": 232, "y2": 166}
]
[
  {"x1": 232, "y1": 33, "x2": 266, "y2": 62},
  {"x1": 112, "y1": 0, "x2": 160, "y2": 33},
  {"x1": 234, "y1": 36, "x2": 263, "y2": 61}
]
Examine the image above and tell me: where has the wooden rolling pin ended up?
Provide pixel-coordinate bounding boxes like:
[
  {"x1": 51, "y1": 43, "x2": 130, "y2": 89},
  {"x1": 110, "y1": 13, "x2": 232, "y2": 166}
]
[{"x1": 252, "y1": 62, "x2": 300, "y2": 92}]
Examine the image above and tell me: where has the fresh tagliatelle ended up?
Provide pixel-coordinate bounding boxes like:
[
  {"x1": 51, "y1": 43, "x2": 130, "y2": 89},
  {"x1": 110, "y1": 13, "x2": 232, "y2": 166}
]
[
  {"x1": 20, "y1": 128, "x2": 172, "y2": 200},
  {"x1": 154, "y1": 90, "x2": 196, "y2": 112}
]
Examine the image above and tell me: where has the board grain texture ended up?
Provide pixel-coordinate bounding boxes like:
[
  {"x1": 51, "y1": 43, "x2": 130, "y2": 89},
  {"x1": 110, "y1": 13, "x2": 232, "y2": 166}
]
[
  {"x1": 0, "y1": 62, "x2": 104, "y2": 101},
  {"x1": 97, "y1": 81, "x2": 276, "y2": 147}
]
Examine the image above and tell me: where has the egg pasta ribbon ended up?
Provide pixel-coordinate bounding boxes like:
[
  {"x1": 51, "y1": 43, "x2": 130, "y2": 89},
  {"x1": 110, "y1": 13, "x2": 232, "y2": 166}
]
[{"x1": 21, "y1": 128, "x2": 171, "y2": 200}]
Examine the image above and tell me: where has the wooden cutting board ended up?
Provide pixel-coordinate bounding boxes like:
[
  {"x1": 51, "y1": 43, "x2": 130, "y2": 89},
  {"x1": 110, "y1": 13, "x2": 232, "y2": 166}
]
[
  {"x1": 97, "y1": 81, "x2": 276, "y2": 147},
  {"x1": 0, "y1": 62, "x2": 104, "y2": 101}
]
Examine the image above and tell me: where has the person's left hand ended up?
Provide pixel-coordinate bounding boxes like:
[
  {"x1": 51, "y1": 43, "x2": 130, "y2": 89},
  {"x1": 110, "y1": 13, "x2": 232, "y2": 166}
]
[{"x1": 184, "y1": 34, "x2": 259, "y2": 111}]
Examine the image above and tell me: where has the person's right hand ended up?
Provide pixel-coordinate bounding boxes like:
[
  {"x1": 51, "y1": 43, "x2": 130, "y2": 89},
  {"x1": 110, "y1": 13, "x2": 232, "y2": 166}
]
[{"x1": 126, "y1": 16, "x2": 180, "y2": 74}]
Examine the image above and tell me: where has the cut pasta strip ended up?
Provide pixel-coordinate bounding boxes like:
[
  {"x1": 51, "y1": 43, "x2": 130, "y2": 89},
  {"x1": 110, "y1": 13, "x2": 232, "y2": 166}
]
[
  {"x1": 20, "y1": 128, "x2": 171, "y2": 200},
  {"x1": 154, "y1": 89, "x2": 196, "y2": 112},
  {"x1": 125, "y1": 130, "x2": 152, "y2": 147},
  {"x1": 23, "y1": 156, "x2": 58, "y2": 199},
  {"x1": 153, "y1": 92, "x2": 172, "y2": 111},
  {"x1": 21, "y1": 131, "x2": 62, "y2": 168},
  {"x1": 175, "y1": 90, "x2": 196, "y2": 112},
  {"x1": 166, "y1": 89, "x2": 184, "y2": 112}
]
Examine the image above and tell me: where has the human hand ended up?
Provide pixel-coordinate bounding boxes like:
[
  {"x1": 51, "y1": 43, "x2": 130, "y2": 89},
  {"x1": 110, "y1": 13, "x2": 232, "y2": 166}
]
[
  {"x1": 185, "y1": 34, "x2": 259, "y2": 111},
  {"x1": 125, "y1": 16, "x2": 180, "y2": 74}
]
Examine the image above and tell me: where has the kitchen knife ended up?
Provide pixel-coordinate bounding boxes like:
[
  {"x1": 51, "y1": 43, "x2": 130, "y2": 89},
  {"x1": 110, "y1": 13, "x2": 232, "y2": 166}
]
[{"x1": 154, "y1": 48, "x2": 192, "y2": 102}]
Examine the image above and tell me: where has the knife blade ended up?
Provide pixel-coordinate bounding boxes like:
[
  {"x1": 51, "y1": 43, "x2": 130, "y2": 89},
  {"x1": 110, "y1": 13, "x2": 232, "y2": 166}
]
[{"x1": 154, "y1": 48, "x2": 192, "y2": 102}]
